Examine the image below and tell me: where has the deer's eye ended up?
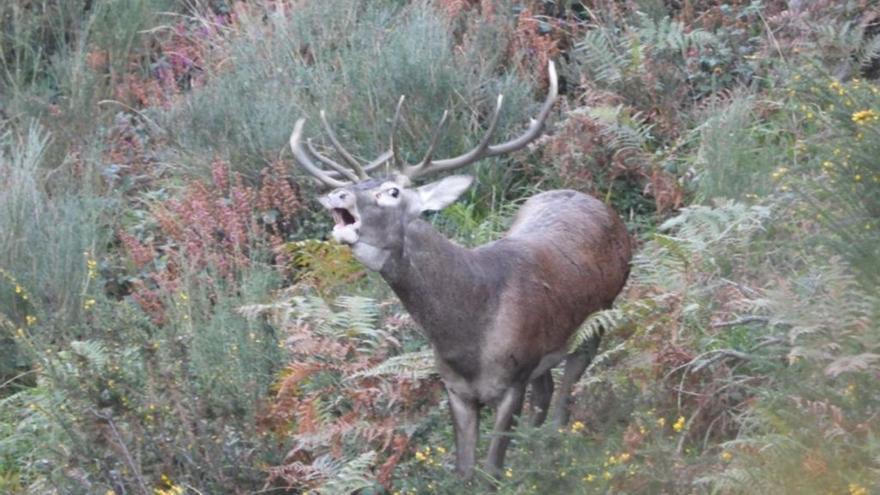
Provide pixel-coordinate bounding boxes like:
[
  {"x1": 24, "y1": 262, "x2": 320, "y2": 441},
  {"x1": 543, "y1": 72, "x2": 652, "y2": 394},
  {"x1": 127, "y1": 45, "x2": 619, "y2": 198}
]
[{"x1": 388, "y1": 187, "x2": 399, "y2": 198}]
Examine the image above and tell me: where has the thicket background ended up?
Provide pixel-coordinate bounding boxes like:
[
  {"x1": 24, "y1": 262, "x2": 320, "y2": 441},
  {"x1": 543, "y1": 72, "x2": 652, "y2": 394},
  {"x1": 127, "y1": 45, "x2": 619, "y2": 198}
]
[{"x1": 1, "y1": 0, "x2": 878, "y2": 494}]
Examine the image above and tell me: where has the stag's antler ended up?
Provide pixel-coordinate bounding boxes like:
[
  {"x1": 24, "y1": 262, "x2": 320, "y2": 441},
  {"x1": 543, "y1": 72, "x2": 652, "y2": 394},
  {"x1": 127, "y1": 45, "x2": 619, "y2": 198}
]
[{"x1": 290, "y1": 61, "x2": 558, "y2": 188}]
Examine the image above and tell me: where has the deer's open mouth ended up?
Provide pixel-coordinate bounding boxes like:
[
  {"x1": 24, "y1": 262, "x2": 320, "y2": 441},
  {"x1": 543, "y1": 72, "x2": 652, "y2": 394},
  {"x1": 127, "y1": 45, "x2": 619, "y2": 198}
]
[
  {"x1": 327, "y1": 206, "x2": 360, "y2": 245},
  {"x1": 332, "y1": 207, "x2": 357, "y2": 227}
]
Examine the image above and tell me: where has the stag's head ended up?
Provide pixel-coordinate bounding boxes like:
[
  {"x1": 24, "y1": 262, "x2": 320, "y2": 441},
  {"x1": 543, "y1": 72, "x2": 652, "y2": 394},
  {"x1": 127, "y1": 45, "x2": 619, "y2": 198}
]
[{"x1": 289, "y1": 62, "x2": 557, "y2": 269}]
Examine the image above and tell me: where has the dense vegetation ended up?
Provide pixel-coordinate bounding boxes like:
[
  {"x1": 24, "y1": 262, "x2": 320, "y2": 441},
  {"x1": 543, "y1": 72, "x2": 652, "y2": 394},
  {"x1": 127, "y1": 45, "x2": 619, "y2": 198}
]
[{"x1": 1, "y1": 0, "x2": 878, "y2": 493}]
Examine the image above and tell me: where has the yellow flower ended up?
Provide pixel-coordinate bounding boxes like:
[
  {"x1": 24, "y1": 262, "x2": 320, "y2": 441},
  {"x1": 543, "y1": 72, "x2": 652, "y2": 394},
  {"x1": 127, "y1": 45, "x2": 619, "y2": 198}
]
[
  {"x1": 619, "y1": 452, "x2": 631, "y2": 463},
  {"x1": 25, "y1": 315, "x2": 37, "y2": 326},
  {"x1": 721, "y1": 451, "x2": 733, "y2": 462},
  {"x1": 414, "y1": 451, "x2": 427, "y2": 462},
  {"x1": 583, "y1": 474, "x2": 595, "y2": 482},
  {"x1": 505, "y1": 468, "x2": 513, "y2": 478},
  {"x1": 603, "y1": 471, "x2": 613, "y2": 480},
  {"x1": 154, "y1": 483, "x2": 184, "y2": 495},
  {"x1": 852, "y1": 109, "x2": 878, "y2": 124},
  {"x1": 855, "y1": 174, "x2": 862, "y2": 182},
  {"x1": 673, "y1": 416, "x2": 686, "y2": 432},
  {"x1": 571, "y1": 421, "x2": 586, "y2": 433},
  {"x1": 84, "y1": 299, "x2": 97, "y2": 310},
  {"x1": 436, "y1": 446, "x2": 446, "y2": 454},
  {"x1": 15, "y1": 285, "x2": 22, "y2": 294},
  {"x1": 656, "y1": 417, "x2": 666, "y2": 427},
  {"x1": 849, "y1": 483, "x2": 867, "y2": 495}
]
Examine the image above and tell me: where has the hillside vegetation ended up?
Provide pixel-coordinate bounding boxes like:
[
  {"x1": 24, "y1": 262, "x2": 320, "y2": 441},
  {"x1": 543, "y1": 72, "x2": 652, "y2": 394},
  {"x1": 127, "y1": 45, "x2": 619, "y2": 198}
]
[{"x1": 1, "y1": 1, "x2": 878, "y2": 493}]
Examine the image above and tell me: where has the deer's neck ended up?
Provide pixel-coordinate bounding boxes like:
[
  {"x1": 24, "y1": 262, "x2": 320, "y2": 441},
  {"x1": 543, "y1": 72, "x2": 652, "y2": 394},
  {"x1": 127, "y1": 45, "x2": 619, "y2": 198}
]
[{"x1": 380, "y1": 219, "x2": 505, "y2": 348}]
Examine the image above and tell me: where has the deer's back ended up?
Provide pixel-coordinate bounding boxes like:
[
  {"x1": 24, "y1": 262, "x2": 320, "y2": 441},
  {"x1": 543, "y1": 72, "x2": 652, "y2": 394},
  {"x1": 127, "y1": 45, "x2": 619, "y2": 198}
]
[
  {"x1": 508, "y1": 188, "x2": 630, "y2": 310},
  {"x1": 468, "y1": 190, "x2": 631, "y2": 395}
]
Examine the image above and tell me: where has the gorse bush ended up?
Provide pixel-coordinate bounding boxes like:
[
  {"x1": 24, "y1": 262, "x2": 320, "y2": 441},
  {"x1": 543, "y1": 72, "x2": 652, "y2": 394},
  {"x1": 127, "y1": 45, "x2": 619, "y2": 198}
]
[{"x1": 782, "y1": 70, "x2": 880, "y2": 284}]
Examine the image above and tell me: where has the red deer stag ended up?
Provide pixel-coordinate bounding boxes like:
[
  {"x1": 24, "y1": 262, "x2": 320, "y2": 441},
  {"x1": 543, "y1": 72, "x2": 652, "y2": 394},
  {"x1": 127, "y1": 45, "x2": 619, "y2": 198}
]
[{"x1": 288, "y1": 62, "x2": 632, "y2": 480}]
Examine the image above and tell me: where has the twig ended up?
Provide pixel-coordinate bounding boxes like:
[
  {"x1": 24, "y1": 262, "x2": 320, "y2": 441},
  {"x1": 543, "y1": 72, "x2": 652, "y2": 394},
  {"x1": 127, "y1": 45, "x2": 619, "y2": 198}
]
[
  {"x1": 0, "y1": 369, "x2": 36, "y2": 389},
  {"x1": 97, "y1": 100, "x2": 165, "y2": 136},
  {"x1": 711, "y1": 316, "x2": 769, "y2": 328},
  {"x1": 90, "y1": 408, "x2": 150, "y2": 495}
]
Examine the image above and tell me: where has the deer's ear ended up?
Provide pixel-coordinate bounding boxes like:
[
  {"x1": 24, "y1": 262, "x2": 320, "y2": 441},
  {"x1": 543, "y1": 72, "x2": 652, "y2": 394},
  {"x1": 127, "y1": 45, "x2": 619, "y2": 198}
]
[{"x1": 413, "y1": 175, "x2": 474, "y2": 212}]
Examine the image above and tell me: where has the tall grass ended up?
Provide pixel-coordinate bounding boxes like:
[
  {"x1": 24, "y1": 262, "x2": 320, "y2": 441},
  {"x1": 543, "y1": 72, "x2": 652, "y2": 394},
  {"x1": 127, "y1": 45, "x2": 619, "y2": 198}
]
[{"x1": 0, "y1": 123, "x2": 111, "y2": 329}]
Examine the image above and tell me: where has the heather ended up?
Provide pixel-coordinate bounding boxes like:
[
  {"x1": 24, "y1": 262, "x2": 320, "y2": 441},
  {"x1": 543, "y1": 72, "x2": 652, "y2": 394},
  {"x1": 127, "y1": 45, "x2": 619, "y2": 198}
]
[{"x1": 1, "y1": 1, "x2": 878, "y2": 494}]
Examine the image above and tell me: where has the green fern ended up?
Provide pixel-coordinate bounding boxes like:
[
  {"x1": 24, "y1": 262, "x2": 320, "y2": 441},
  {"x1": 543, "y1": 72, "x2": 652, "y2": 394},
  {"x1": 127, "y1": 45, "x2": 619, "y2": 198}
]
[
  {"x1": 352, "y1": 349, "x2": 437, "y2": 381},
  {"x1": 567, "y1": 309, "x2": 625, "y2": 354},
  {"x1": 636, "y1": 13, "x2": 716, "y2": 54},
  {"x1": 317, "y1": 451, "x2": 378, "y2": 494},
  {"x1": 582, "y1": 105, "x2": 653, "y2": 155},
  {"x1": 67, "y1": 340, "x2": 110, "y2": 372},
  {"x1": 574, "y1": 13, "x2": 717, "y2": 89},
  {"x1": 658, "y1": 200, "x2": 771, "y2": 252},
  {"x1": 574, "y1": 28, "x2": 630, "y2": 86},
  {"x1": 857, "y1": 34, "x2": 880, "y2": 71}
]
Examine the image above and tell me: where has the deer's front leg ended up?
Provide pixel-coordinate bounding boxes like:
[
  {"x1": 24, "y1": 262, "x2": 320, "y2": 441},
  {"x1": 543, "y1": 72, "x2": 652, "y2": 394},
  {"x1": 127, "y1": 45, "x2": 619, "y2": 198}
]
[
  {"x1": 485, "y1": 383, "x2": 526, "y2": 480},
  {"x1": 447, "y1": 387, "x2": 480, "y2": 479}
]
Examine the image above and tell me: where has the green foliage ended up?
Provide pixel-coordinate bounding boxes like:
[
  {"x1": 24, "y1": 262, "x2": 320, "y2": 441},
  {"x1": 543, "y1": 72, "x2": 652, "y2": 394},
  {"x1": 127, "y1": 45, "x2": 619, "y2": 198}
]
[
  {"x1": 242, "y1": 292, "x2": 440, "y2": 492},
  {"x1": 0, "y1": 123, "x2": 111, "y2": 330},
  {"x1": 1, "y1": 262, "x2": 285, "y2": 493},
  {"x1": 1, "y1": 0, "x2": 177, "y2": 157},
  {"x1": 782, "y1": 70, "x2": 880, "y2": 284},
  {"x1": 692, "y1": 96, "x2": 781, "y2": 201},
  {"x1": 433, "y1": 191, "x2": 522, "y2": 247},
  {"x1": 164, "y1": 0, "x2": 538, "y2": 180},
  {"x1": 286, "y1": 239, "x2": 365, "y2": 296},
  {"x1": 567, "y1": 308, "x2": 624, "y2": 354}
]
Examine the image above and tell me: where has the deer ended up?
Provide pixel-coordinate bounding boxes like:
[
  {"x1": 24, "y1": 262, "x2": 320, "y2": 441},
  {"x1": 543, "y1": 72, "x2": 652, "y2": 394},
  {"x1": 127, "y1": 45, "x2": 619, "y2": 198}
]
[{"x1": 287, "y1": 62, "x2": 632, "y2": 480}]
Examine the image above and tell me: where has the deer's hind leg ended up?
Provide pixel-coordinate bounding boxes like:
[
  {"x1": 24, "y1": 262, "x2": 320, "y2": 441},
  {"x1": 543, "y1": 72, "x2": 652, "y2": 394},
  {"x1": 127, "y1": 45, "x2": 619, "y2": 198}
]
[
  {"x1": 529, "y1": 370, "x2": 554, "y2": 426},
  {"x1": 551, "y1": 333, "x2": 601, "y2": 427},
  {"x1": 485, "y1": 383, "x2": 526, "y2": 480}
]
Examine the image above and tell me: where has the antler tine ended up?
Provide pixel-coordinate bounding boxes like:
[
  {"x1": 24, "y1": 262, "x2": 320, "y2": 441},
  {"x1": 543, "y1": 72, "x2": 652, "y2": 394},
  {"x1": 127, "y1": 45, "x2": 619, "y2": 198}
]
[
  {"x1": 365, "y1": 149, "x2": 395, "y2": 171},
  {"x1": 319, "y1": 110, "x2": 368, "y2": 179},
  {"x1": 389, "y1": 95, "x2": 405, "y2": 173},
  {"x1": 403, "y1": 60, "x2": 558, "y2": 181},
  {"x1": 289, "y1": 119, "x2": 351, "y2": 189},
  {"x1": 407, "y1": 94, "x2": 504, "y2": 179},
  {"x1": 305, "y1": 138, "x2": 360, "y2": 182},
  {"x1": 408, "y1": 109, "x2": 449, "y2": 174},
  {"x1": 325, "y1": 151, "x2": 394, "y2": 179},
  {"x1": 485, "y1": 60, "x2": 558, "y2": 156}
]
